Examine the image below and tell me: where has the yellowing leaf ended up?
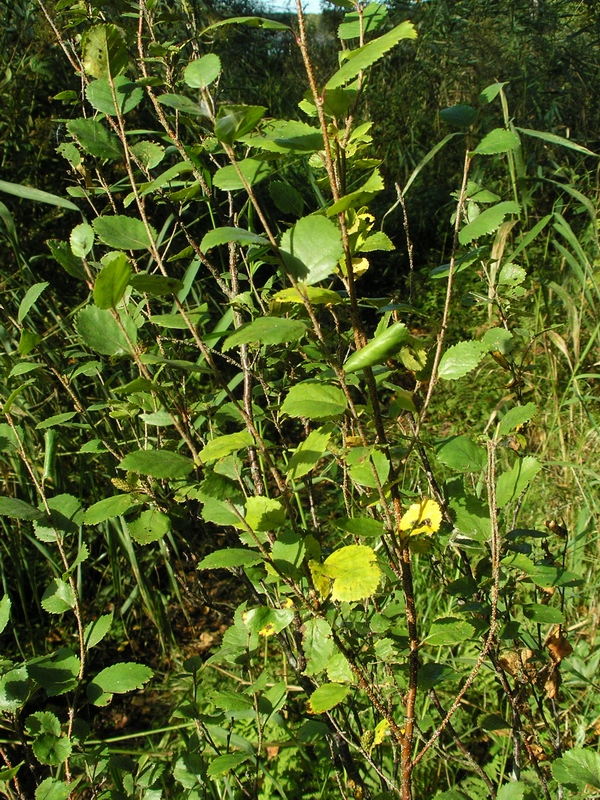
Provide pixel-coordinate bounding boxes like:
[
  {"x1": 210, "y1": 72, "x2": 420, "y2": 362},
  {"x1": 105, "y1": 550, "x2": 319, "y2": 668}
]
[
  {"x1": 309, "y1": 559, "x2": 332, "y2": 600},
  {"x1": 322, "y1": 544, "x2": 381, "y2": 602},
  {"x1": 372, "y1": 719, "x2": 389, "y2": 752},
  {"x1": 399, "y1": 498, "x2": 442, "y2": 536}
]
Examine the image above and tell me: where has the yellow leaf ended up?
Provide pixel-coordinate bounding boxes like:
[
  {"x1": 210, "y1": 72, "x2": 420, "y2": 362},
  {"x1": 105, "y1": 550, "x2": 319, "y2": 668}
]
[{"x1": 399, "y1": 498, "x2": 442, "y2": 536}]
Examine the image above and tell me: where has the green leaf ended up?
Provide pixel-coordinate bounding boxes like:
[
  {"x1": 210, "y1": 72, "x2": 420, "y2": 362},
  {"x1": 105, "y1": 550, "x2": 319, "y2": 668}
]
[
  {"x1": 46, "y1": 239, "x2": 86, "y2": 280},
  {"x1": 280, "y1": 215, "x2": 343, "y2": 285},
  {"x1": 156, "y1": 93, "x2": 205, "y2": 116},
  {"x1": 359, "y1": 231, "x2": 395, "y2": 253},
  {"x1": 496, "y1": 456, "x2": 542, "y2": 508},
  {"x1": 0, "y1": 666, "x2": 30, "y2": 712},
  {"x1": 272, "y1": 530, "x2": 305, "y2": 576},
  {"x1": 440, "y1": 104, "x2": 477, "y2": 127},
  {"x1": 336, "y1": 517, "x2": 384, "y2": 538},
  {"x1": 307, "y1": 683, "x2": 350, "y2": 713},
  {"x1": 344, "y1": 322, "x2": 409, "y2": 373},
  {"x1": 281, "y1": 383, "x2": 348, "y2": 420},
  {"x1": 435, "y1": 436, "x2": 486, "y2": 472},
  {"x1": 82, "y1": 24, "x2": 128, "y2": 79},
  {"x1": 458, "y1": 201, "x2": 520, "y2": 245},
  {"x1": 482, "y1": 326, "x2": 514, "y2": 354},
  {"x1": 479, "y1": 82, "x2": 508, "y2": 104},
  {"x1": 498, "y1": 403, "x2": 537, "y2": 437},
  {"x1": 128, "y1": 508, "x2": 171, "y2": 545},
  {"x1": 35, "y1": 777, "x2": 72, "y2": 800},
  {"x1": 41, "y1": 579, "x2": 76, "y2": 614},
  {"x1": 426, "y1": 617, "x2": 476, "y2": 646},
  {"x1": 243, "y1": 119, "x2": 323, "y2": 153},
  {"x1": 199, "y1": 432, "x2": 254, "y2": 463},
  {"x1": 302, "y1": 618, "x2": 334, "y2": 676},
  {"x1": 338, "y1": 3, "x2": 388, "y2": 40},
  {"x1": 198, "y1": 549, "x2": 263, "y2": 570},
  {"x1": 18, "y1": 282, "x2": 49, "y2": 324},
  {"x1": 327, "y1": 169, "x2": 384, "y2": 216},
  {"x1": 0, "y1": 595, "x2": 11, "y2": 636},
  {"x1": 438, "y1": 340, "x2": 486, "y2": 380},
  {"x1": 35, "y1": 413, "x2": 76, "y2": 430},
  {"x1": 245, "y1": 496, "x2": 285, "y2": 531},
  {"x1": 269, "y1": 181, "x2": 304, "y2": 216},
  {"x1": 93, "y1": 215, "x2": 156, "y2": 250},
  {"x1": 130, "y1": 141, "x2": 165, "y2": 169},
  {"x1": 286, "y1": 425, "x2": 333, "y2": 481},
  {"x1": 84, "y1": 612, "x2": 113, "y2": 649},
  {"x1": 323, "y1": 544, "x2": 381, "y2": 602},
  {"x1": 200, "y1": 227, "x2": 268, "y2": 251},
  {"x1": 223, "y1": 317, "x2": 307, "y2": 351},
  {"x1": 497, "y1": 783, "x2": 525, "y2": 800},
  {"x1": 202, "y1": 16, "x2": 290, "y2": 33},
  {"x1": 345, "y1": 446, "x2": 390, "y2": 488},
  {"x1": 552, "y1": 748, "x2": 600, "y2": 789},
  {"x1": 0, "y1": 497, "x2": 44, "y2": 521},
  {"x1": 86, "y1": 76, "x2": 143, "y2": 115},
  {"x1": 94, "y1": 253, "x2": 131, "y2": 308},
  {"x1": 213, "y1": 158, "x2": 271, "y2": 191},
  {"x1": 516, "y1": 127, "x2": 598, "y2": 158},
  {"x1": 472, "y1": 128, "x2": 521, "y2": 156},
  {"x1": 89, "y1": 662, "x2": 153, "y2": 698},
  {"x1": 32, "y1": 494, "x2": 83, "y2": 543},
  {"x1": 119, "y1": 449, "x2": 195, "y2": 479},
  {"x1": 69, "y1": 222, "x2": 94, "y2": 259},
  {"x1": 18, "y1": 329, "x2": 41, "y2": 356},
  {"x1": 0, "y1": 179, "x2": 79, "y2": 212},
  {"x1": 66, "y1": 118, "x2": 122, "y2": 159},
  {"x1": 129, "y1": 274, "x2": 183, "y2": 295},
  {"x1": 26, "y1": 711, "x2": 72, "y2": 766},
  {"x1": 272, "y1": 286, "x2": 342, "y2": 305},
  {"x1": 83, "y1": 494, "x2": 133, "y2": 525},
  {"x1": 447, "y1": 480, "x2": 490, "y2": 541},
  {"x1": 28, "y1": 648, "x2": 80, "y2": 696},
  {"x1": 75, "y1": 306, "x2": 137, "y2": 356},
  {"x1": 326, "y1": 20, "x2": 417, "y2": 90},
  {"x1": 174, "y1": 753, "x2": 204, "y2": 789},
  {"x1": 215, "y1": 104, "x2": 267, "y2": 144},
  {"x1": 522, "y1": 604, "x2": 564, "y2": 624},
  {"x1": 206, "y1": 754, "x2": 251, "y2": 778},
  {"x1": 184, "y1": 53, "x2": 222, "y2": 88}
]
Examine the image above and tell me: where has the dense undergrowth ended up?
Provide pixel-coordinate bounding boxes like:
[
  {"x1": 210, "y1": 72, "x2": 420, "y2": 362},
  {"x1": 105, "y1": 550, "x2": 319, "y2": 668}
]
[{"x1": 0, "y1": 1, "x2": 599, "y2": 798}]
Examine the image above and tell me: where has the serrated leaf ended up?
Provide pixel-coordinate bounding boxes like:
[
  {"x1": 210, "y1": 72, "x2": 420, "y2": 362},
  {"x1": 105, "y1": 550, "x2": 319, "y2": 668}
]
[
  {"x1": 338, "y1": 2, "x2": 388, "y2": 39},
  {"x1": 307, "y1": 683, "x2": 350, "y2": 713},
  {"x1": 46, "y1": 239, "x2": 86, "y2": 280},
  {"x1": 435, "y1": 436, "x2": 486, "y2": 472},
  {"x1": 128, "y1": 508, "x2": 171, "y2": 545},
  {"x1": 472, "y1": 128, "x2": 521, "y2": 156},
  {"x1": 553, "y1": 748, "x2": 600, "y2": 789},
  {"x1": 41, "y1": 579, "x2": 76, "y2": 614},
  {"x1": 440, "y1": 104, "x2": 477, "y2": 127},
  {"x1": 91, "y1": 662, "x2": 153, "y2": 694},
  {"x1": 326, "y1": 20, "x2": 416, "y2": 90},
  {"x1": 82, "y1": 24, "x2": 128, "y2": 79},
  {"x1": 75, "y1": 306, "x2": 137, "y2": 356},
  {"x1": 496, "y1": 456, "x2": 541, "y2": 508},
  {"x1": 184, "y1": 53, "x2": 222, "y2": 88},
  {"x1": 94, "y1": 253, "x2": 131, "y2": 308},
  {"x1": 522, "y1": 604, "x2": 564, "y2": 624},
  {"x1": 199, "y1": 432, "x2": 254, "y2": 463},
  {"x1": 286, "y1": 425, "x2": 333, "y2": 481},
  {"x1": 243, "y1": 607, "x2": 294, "y2": 636},
  {"x1": 119, "y1": 449, "x2": 195, "y2": 479},
  {"x1": 130, "y1": 141, "x2": 165, "y2": 169},
  {"x1": 84, "y1": 612, "x2": 113, "y2": 649},
  {"x1": 223, "y1": 317, "x2": 307, "y2": 351},
  {"x1": 213, "y1": 158, "x2": 271, "y2": 191},
  {"x1": 458, "y1": 201, "x2": 519, "y2": 245},
  {"x1": 28, "y1": 649, "x2": 80, "y2": 696},
  {"x1": 327, "y1": 169, "x2": 384, "y2": 216},
  {"x1": 245, "y1": 496, "x2": 285, "y2": 531},
  {"x1": 323, "y1": 544, "x2": 381, "y2": 602},
  {"x1": 498, "y1": 403, "x2": 537, "y2": 437},
  {"x1": 93, "y1": 215, "x2": 156, "y2": 250},
  {"x1": 201, "y1": 227, "x2": 268, "y2": 251},
  {"x1": 129, "y1": 274, "x2": 183, "y2": 295},
  {"x1": 438, "y1": 340, "x2": 486, "y2": 380},
  {"x1": 33, "y1": 494, "x2": 83, "y2": 542},
  {"x1": 0, "y1": 666, "x2": 30, "y2": 712},
  {"x1": 281, "y1": 383, "x2": 347, "y2": 420},
  {"x1": 345, "y1": 446, "x2": 390, "y2": 488},
  {"x1": 84, "y1": 494, "x2": 132, "y2": 525},
  {"x1": 35, "y1": 777, "x2": 72, "y2": 800},
  {"x1": 0, "y1": 497, "x2": 44, "y2": 521},
  {"x1": 336, "y1": 517, "x2": 384, "y2": 538},
  {"x1": 86, "y1": 75, "x2": 143, "y2": 115},
  {"x1": 198, "y1": 548, "x2": 263, "y2": 570},
  {"x1": 66, "y1": 118, "x2": 121, "y2": 159},
  {"x1": 497, "y1": 782, "x2": 525, "y2": 800},
  {"x1": 269, "y1": 181, "x2": 304, "y2": 216},
  {"x1": 280, "y1": 215, "x2": 343, "y2": 285},
  {"x1": 426, "y1": 617, "x2": 476, "y2": 646},
  {"x1": 18, "y1": 282, "x2": 50, "y2": 324},
  {"x1": 157, "y1": 93, "x2": 205, "y2": 116},
  {"x1": 482, "y1": 327, "x2": 514, "y2": 354},
  {"x1": 26, "y1": 712, "x2": 71, "y2": 766},
  {"x1": 359, "y1": 231, "x2": 395, "y2": 252}
]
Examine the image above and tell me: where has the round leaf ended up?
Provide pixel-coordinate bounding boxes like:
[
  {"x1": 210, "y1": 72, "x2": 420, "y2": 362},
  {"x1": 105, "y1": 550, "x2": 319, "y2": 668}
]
[
  {"x1": 280, "y1": 215, "x2": 343, "y2": 285},
  {"x1": 93, "y1": 215, "x2": 156, "y2": 251},
  {"x1": 307, "y1": 683, "x2": 350, "y2": 714},
  {"x1": 184, "y1": 54, "x2": 222, "y2": 88},
  {"x1": 128, "y1": 508, "x2": 171, "y2": 545},
  {"x1": 119, "y1": 448, "x2": 195, "y2": 479}
]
